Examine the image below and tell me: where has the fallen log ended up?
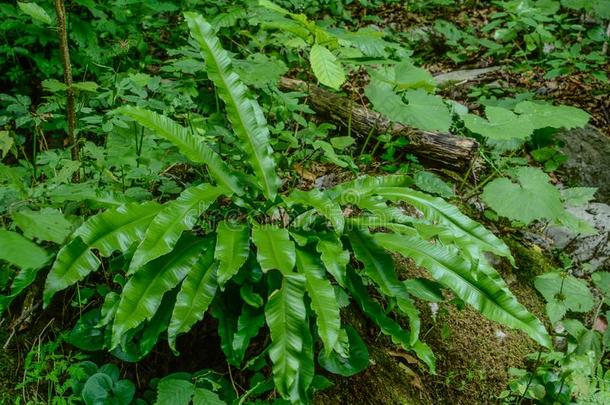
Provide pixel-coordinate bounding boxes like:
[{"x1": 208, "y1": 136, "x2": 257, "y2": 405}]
[{"x1": 279, "y1": 77, "x2": 478, "y2": 172}]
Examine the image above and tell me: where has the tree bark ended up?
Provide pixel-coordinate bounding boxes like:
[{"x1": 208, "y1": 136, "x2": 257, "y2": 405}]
[
  {"x1": 279, "y1": 77, "x2": 478, "y2": 172},
  {"x1": 54, "y1": 0, "x2": 79, "y2": 181}
]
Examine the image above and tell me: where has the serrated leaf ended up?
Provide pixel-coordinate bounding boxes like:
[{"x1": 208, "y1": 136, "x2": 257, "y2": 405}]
[
  {"x1": 185, "y1": 12, "x2": 281, "y2": 199},
  {"x1": 129, "y1": 183, "x2": 226, "y2": 273},
  {"x1": 534, "y1": 272, "x2": 594, "y2": 323},
  {"x1": 252, "y1": 225, "x2": 295, "y2": 274},
  {"x1": 112, "y1": 235, "x2": 207, "y2": 348},
  {"x1": 72, "y1": 82, "x2": 99, "y2": 92},
  {"x1": 514, "y1": 101, "x2": 590, "y2": 130},
  {"x1": 167, "y1": 238, "x2": 218, "y2": 351},
  {"x1": 463, "y1": 106, "x2": 534, "y2": 140},
  {"x1": 214, "y1": 221, "x2": 250, "y2": 288},
  {"x1": 41, "y1": 79, "x2": 68, "y2": 93},
  {"x1": 296, "y1": 248, "x2": 341, "y2": 355},
  {"x1": 481, "y1": 166, "x2": 564, "y2": 224},
  {"x1": 12, "y1": 207, "x2": 72, "y2": 244},
  {"x1": 44, "y1": 202, "x2": 162, "y2": 307},
  {"x1": 117, "y1": 106, "x2": 243, "y2": 195},
  {"x1": 156, "y1": 378, "x2": 194, "y2": 405},
  {"x1": 309, "y1": 44, "x2": 346, "y2": 90},
  {"x1": 265, "y1": 274, "x2": 312, "y2": 400},
  {"x1": 193, "y1": 388, "x2": 226, "y2": 405},
  {"x1": 285, "y1": 189, "x2": 344, "y2": 234},
  {"x1": 17, "y1": 1, "x2": 52, "y2": 25},
  {"x1": 375, "y1": 232, "x2": 551, "y2": 348},
  {"x1": 592, "y1": 272, "x2": 610, "y2": 304}
]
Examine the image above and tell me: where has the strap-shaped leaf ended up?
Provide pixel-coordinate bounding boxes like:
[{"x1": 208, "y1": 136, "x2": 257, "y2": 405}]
[
  {"x1": 348, "y1": 228, "x2": 420, "y2": 344},
  {"x1": 326, "y1": 174, "x2": 412, "y2": 202},
  {"x1": 285, "y1": 189, "x2": 344, "y2": 234},
  {"x1": 167, "y1": 237, "x2": 218, "y2": 351},
  {"x1": 252, "y1": 224, "x2": 295, "y2": 274},
  {"x1": 345, "y1": 268, "x2": 435, "y2": 372},
  {"x1": 112, "y1": 235, "x2": 208, "y2": 348},
  {"x1": 374, "y1": 232, "x2": 552, "y2": 348},
  {"x1": 129, "y1": 184, "x2": 227, "y2": 273},
  {"x1": 44, "y1": 202, "x2": 162, "y2": 307},
  {"x1": 309, "y1": 44, "x2": 346, "y2": 90},
  {"x1": 232, "y1": 304, "x2": 265, "y2": 365},
  {"x1": 296, "y1": 248, "x2": 341, "y2": 355},
  {"x1": 117, "y1": 106, "x2": 243, "y2": 195},
  {"x1": 265, "y1": 274, "x2": 312, "y2": 400},
  {"x1": 214, "y1": 221, "x2": 250, "y2": 288},
  {"x1": 316, "y1": 234, "x2": 349, "y2": 287},
  {"x1": 374, "y1": 187, "x2": 514, "y2": 264},
  {"x1": 185, "y1": 12, "x2": 281, "y2": 199}
]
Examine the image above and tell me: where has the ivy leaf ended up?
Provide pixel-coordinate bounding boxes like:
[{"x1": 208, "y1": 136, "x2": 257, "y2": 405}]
[
  {"x1": 514, "y1": 101, "x2": 590, "y2": 130},
  {"x1": 309, "y1": 44, "x2": 346, "y2": 90},
  {"x1": 12, "y1": 208, "x2": 73, "y2": 244},
  {"x1": 17, "y1": 2, "x2": 52, "y2": 25},
  {"x1": 534, "y1": 272, "x2": 595, "y2": 324},
  {"x1": 463, "y1": 106, "x2": 534, "y2": 140},
  {"x1": 481, "y1": 166, "x2": 564, "y2": 224}
]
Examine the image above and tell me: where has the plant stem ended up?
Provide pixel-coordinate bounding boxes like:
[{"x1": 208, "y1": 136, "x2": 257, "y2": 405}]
[{"x1": 54, "y1": 0, "x2": 80, "y2": 182}]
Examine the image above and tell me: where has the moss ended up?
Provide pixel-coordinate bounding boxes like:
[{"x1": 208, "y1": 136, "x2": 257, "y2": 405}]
[{"x1": 504, "y1": 237, "x2": 557, "y2": 281}]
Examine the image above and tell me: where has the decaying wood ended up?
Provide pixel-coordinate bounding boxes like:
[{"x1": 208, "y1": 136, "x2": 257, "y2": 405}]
[{"x1": 279, "y1": 77, "x2": 478, "y2": 172}]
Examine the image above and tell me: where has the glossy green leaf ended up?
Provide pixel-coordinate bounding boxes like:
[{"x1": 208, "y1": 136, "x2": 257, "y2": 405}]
[
  {"x1": 265, "y1": 274, "x2": 313, "y2": 401},
  {"x1": 345, "y1": 268, "x2": 436, "y2": 372},
  {"x1": 167, "y1": 238, "x2": 218, "y2": 351},
  {"x1": 117, "y1": 106, "x2": 243, "y2": 195},
  {"x1": 129, "y1": 184, "x2": 226, "y2": 273},
  {"x1": 348, "y1": 228, "x2": 420, "y2": 344},
  {"x1": 318, "y1": 325, "x2": 369, "y2": 377},
  {"x1": 44, "y1": 202, "x2": 162, "y2": 307},
  {"x1": 285, "y1": 188, "x2": 344, "y2": 234},
  {"x1": 185, "y1": 12, "x2": 281, "y2": 199},
  {"x1": 252, "y1": 225, "x2": 295, "y2": 274},
  {"x1": 316, "y1": 234, "x2": 349, "y2": 287},
  {"x1": 232, "y1": 304, "x2": 265, "y2": 365},
  {"x1": 112, "y1": 235, "x2": 207, "y2": 348},
  {"x1": 296, "y1": 248, "x2": 341, "y2": 355},
  {"x1": 309, "y1": 44, "x2": 346, "y2": 90},
  {"x1": 214, "y1": 221, "x2": 250, "y2": 288},
  {"x1": 374, "y1": 232, "x2": 552, "y2": 348}
]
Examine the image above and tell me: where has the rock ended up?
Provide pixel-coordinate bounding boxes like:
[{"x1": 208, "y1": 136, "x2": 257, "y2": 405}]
[
  {"x1": 556, "y1": 126, "x2": 610, "y2": 204},
  {"x1": 546, "y1": 203, "x2": 610, "y2": 273}
]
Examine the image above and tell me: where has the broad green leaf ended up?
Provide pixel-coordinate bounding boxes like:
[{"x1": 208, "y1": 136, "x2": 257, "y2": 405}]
[
  {"x1": 185, "y1": 13, "x2": 281, "y2": 199},
  {"x1": 561, "y1": 187, "x2": 597, "y2": 207},
  {"x1": 285, "y1": 189, "x2": 344, "y2": 234},
  {"x1": 156, "y1": 378, "x2": 194, "y2": 405},
  {"x1": 534, "y1": 272, "x2": 594, "y2": 324},
  {"x1": 129, "y1": 184, "x2": 226, "y2": 273},
  {"x1": 233, "y1": 53, "x2": 288, "y2": 88},
  {"x1": 374, "y1": 187, "x2": 514, "y2": 263},
  {"x1": 193, "y1": 388, "x2": 226, "y2": 405},
  {"x1": 0, "y1": 229, "x2": 50, "y2": 270},
  {"x1": 44, "y1": 202, "x2": 162, "y2": 307},
  {"x1": 481, "y1": 167, "x2": 565, "y2": 224},
  {"x1": 463, "y1": 106, "x2": 534, "y2": 140},
  {"x1": 265, "y1": 274, "x2": 313, "y2": 400},
  {"x1": 309, "y1": 44, "x2": 346, "y2": 90},
  {"x1": 414, "y1": 171, "x2": 454, "y2": 198},
  {"x1": 375, "y1": 232, "x2": 552, "y2": 348},
  {"x1": 316, "y1": 234, "x2": 349, "y2": 287},
  {"x1": 0, "y1": 130, "x2": 14, "y2": 158},
  {"x1": 345, "y1": 269, "x2": 435, "y2": 372},
  {"x1": 12, "y1": 207, "x2": 73, "y2": 244},
  {"x1": 214, "y1": 221, "x2": 250, "y2": 288},
  {"x1": 514, "y1": 101, "x2": 590, "y2": 130},
  {"x1": 72, "y1": 82, "x2": 99, "y2": 92},
  {"x1": 117, "y1": 106, "x2": 243, "y2": 195},
  {"x1": 252, "y1": 225, "x2": 296, "y2": 274},
  {"x1": 592, "y1": 272, "x2": 610, "y2": 304},
  {"x1": 348, "y1": 228, "x2": 420, "y2": 344},
  {"x1": 296, "y1": 248, "x2": 341, "y2": 355},
  {"x1": 393, "y1": 60, "x2": 436, "y2": 92},
  {"x1": 17, "y1": 2, "x2": 52, "y2": 25},
  {"x1": 167, "y1": 238, "x2": 218, "y2": 351},
  {"x1": 365, "y1": 80, "x2": 451, "y2": 132},
  {"x1": 112, "y1": 235, "x2": 207, "y2": 348}
]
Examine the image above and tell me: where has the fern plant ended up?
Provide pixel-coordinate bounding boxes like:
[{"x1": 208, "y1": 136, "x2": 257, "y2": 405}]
[{"x1": 44, "y1": 12, "x2": 551, "y2": 404}]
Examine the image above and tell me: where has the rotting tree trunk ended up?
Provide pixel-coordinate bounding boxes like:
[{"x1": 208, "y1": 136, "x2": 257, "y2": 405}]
[
  {"x1": 54, "y1": 0, "x2": 80, "y2": 182},
  {"x1": 279, "y1": 77, "x2": 478, "y2": 172}
]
